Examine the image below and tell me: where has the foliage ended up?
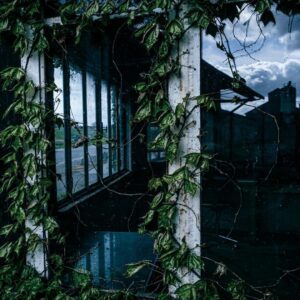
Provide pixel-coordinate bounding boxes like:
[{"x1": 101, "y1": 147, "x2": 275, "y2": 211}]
[{"x1": 0, "y1": 0, "x2": 299, "y2": 299}]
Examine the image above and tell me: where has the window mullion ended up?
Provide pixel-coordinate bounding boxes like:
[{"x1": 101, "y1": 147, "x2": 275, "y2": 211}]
[
  {"x1": 103, "y1": 37, "x2": 112, "y2": 177},
  {"x1": 116, "y1": 91, "x2": 121, "y2": 173},
  {"x1": 82, "y1": 68, "x2": 89, "y2": 189},
  {"x1": 63, "y1": 61, "x2": 72, "y2": 197},
  {"x1": 95, "y1": 74, "x2": 103, "y2": 181}
]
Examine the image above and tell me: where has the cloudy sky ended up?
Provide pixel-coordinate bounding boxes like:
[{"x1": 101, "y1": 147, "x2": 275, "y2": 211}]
[{"x1": 203, "y1": 5, "x2": 300, "y2": 107}]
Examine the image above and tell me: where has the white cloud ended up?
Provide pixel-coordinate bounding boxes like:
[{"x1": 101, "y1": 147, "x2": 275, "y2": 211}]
[
  {"x1": 238, "y1": 59, "x2": 300, "y2": 96},
  {"x1": 203, "y1": 4, "x2": 300, "y2": 101}
]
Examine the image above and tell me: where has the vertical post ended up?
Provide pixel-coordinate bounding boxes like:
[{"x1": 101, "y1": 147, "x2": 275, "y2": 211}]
[
  {"x1": 168, "y1": 4, "x2": 202, "y2": 285},
  {"x1": 22, "y1": 35, "x2": 48, "y2": 277}
]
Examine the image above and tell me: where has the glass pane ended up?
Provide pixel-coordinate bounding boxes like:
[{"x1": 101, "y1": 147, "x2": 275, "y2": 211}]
[
  {"x1": 110, "y1": 85, "x2": 118, "y2": 174},
  {"x1": 201, "y1": 12, "x2": 300, "y2": 298},
  {"x1": 87, "y1": 73, "x2": 98, "y2": 185},
  {"x1": 101, "y1": 81, "x2": 109, "y2": 178},
  {"x1": 147, "y1": 125, "x2": 165, "y2": 162},
  {"x1": 54, "y1": 66, "x2": 67, "y2": 200},
  {"x1": 73, "y1": 231, "x2": 155, "y2": 289},
  {"x1": 70, "y1": 68, "x2": 85, "y2": 193}
]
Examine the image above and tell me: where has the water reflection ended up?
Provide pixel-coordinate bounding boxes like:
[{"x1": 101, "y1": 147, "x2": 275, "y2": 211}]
[{"x1": 74, "y1": 231, "x2": 155, "y2": 289}]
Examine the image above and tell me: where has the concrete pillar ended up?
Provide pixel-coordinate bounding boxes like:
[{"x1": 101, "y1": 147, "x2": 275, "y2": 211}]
[
  {"x1": 168, "y1": 4, "x2": 202, "y2": 285},
  {"x1": 22, "y1": 37, "x2": 48, "y2": 277}
]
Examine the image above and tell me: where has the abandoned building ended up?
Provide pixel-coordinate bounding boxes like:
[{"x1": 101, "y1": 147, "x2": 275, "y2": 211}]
[{"x1": 0, "y1": 2, "x2": 300, "y2": 299}]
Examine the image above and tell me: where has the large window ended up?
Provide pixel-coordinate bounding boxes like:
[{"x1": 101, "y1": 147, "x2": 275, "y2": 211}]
[{"x1": 52, "y1": 33, "x2": 129, "y2": 202}]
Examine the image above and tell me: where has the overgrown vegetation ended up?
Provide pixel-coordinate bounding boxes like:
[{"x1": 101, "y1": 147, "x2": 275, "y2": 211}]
[{"x1": 0, "y1": 0, "x2": 299, "y2": 299}]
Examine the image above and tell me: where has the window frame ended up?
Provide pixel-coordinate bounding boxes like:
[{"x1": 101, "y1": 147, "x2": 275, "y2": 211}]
[{"x1": 47, "y1": 31, "x2": 131, "y2": 207}]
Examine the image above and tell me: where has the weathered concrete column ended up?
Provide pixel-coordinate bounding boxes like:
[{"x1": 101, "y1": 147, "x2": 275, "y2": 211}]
[
  {"x1": 22, "y1": 41, "x2": 48, "y2": 277},
  {"x1": 168, "y1": 5, "x2": 202, "y2": 285}
]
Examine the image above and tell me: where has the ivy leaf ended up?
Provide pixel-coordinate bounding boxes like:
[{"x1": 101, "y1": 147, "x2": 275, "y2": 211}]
[
  {"x1": 142, "y1": 209, "x2": 155, "y2": 225},
  {"x1": 134, "y1": 81, "x2": 147, "y2": 92},
  {"x1": 148, "y1": 177, "x2": 163, "y2": 190},
  {"x1": 158, "y1": 205, "x2": 176, "y2": 228},
  {"x1": 145, "y1": 24, "x2": 159, "y2": 50},
  {"x1": 0, "y1": 243, "x2": 11, "y2": 258},
  {"x1": 134, "y1": 101, "x2": 151, "y2": 121},
  {"x1": 0, "y1": 224, "x2": 16, "y2": 237},
  {"x1": 198, "y1": 14, "x2": 210, "y2": 29},
  {"x1": 86, "y1": 0, "x2": 99, "y2": 17},
  {"x1": 255, "y1": 0, "x2": 270, "y2": 13},
  {"x1": 0, "y1": 18, "x2": 9, "y2": 31},
  {"x1": 166, "y1": 141, "x2": 178, "y2": 162},
  {"x1": 176, "y1": 283, "x2": 198, "y2": 300},
  {"x1": 184, "y1": 179, "x2": 198, "y2": 196},
  {"x1": 159, "y1": 41, "x2": 169, "y2": 58},
  {"x1": 260, "y1": 9, "x2": 276, "y2": 26},
  {"x1": 44, "y1": 217, "x2": 59, "y2": 232},
  {"x1": 1, "y1": 67, "x2": 25, "y2": 81},
  {"x1": 167, "y1": 19, "x2": 183, "y2": 37},
  {"x1": 186, "y1": 253, "x2": 204, "y2": 271},
  {"x1": 185, "y1": 152, "x2": 201, "y2": 166},
  {"x1": 155, "y1": 89, "x2": 164, "y2": 103},
  {"x1": 125, "y1": 261, "x2": 150, "y2": 278},
  {"x1": 163, "y1": 269, "x2": 180, "y2": 285},
  {"x1": 150, "y1": 193, "x2": 164, "y2": 209},
  {"x1": 159, "y1": 111, "x2": 175, "y2": 129},
  {"x1": 175, "y1": 103, "x2": 185, "y2": 119},
  {"x1": 227, "y1": 280, "x2": 246, "y2": 300},
  {"x1": 153, "y1": 62, "x2": 170, "y2": 77},
  {"x1": 206, "y1": 23, "x2": 218, "y2": 38},
  {"x1": 36, "y1": 34, "x2": 49, "y2": 52}
]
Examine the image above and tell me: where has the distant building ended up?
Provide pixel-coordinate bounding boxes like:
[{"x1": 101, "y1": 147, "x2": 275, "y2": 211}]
[{"x1": 268, "y1": 81, "x2": 296, "y2": 115}]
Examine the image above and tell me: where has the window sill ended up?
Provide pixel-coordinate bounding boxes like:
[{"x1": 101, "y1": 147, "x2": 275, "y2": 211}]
[{"x1": 58, "y1": 170, "x2": 131, "y2": 212}]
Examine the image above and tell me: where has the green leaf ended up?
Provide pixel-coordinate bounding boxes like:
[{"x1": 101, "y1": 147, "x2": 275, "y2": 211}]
[
  {"x1": 159, "y1": 41, "x2": 169, "y2": 58},
  {"x1": 86, "y1": 0, "x2": 99, "y2": 17},
  {"x1": 134, "y1": 82, "x2": 147, "y2": 92},
  {"x1": 175, "y1": 103, "x2": 185, "y2": 119},
  {"x1": 184, "y1": 179, "x2": 198, "y2": 196},
  {"x1": 36, "y1": 34, "x2": 49, "y2": 52},
  {"x1": 0, "y1": 224, "x2": 16, "y2": 237},
  {"x1": 186, "y1": 253, "x2": 204, "y2": 270},
  {"x1": 0, "y1": 242, "x2": 11, "y2": 258},
  {"x1": 142, "y1": 209, "x2": 155, "y2": 225},
  {"x1": 176, "y1": 283, "x2": 198, "y2": 300},
  {"x1": 163, "y1": 269, "x2": 179, "y2": 285},
  {"x1": 255, "y1": 0, "x2": 270, "y2": 13},
  {"x1": 159, "y1": 111, "x2": 175, "y2": 129},
  {"x1": 155, "y1": 89, "x2": 164, "y2": 103},
  {"x1": 153, "y1": 62, "x2": 170, "y2": 77},
  {"x1": 166, "y1": 141, "x2": 178, "y2": 162},
  {"x1": 150, "y1": 193, "x2": 164, "y2": 209},
  {"x1": 0, "y1": 18, "x2": 9, "y2": 31},
  {"x1": 158, "y1": 205, "x2": 176, "y2": 228},
  {"x1": 145, "y1": 24, "x2": 159, "y2": 50},
  {"x1": 167, "y1": 19, "x2": 183, "y2": 37},
  {"x1": 185, "y1": 152, "x2": 201, "y2": 166},
  {"x1": 198, "y1": 14, "x2": 210, "y2": 29},
  {"x1": 125, "y1": 261, "x2": 150, "y2": 277},
  {"x1": 148, "y1": 177, "x2": 163, "y2": 190},
  {"x1": 134, "y1": 101, "x2": 151, "y2": 121}
]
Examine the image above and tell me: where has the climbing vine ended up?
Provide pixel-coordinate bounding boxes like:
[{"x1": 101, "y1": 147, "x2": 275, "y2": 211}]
[{"x1": 0, "y1": 0, "x2": 299, "y2": 299}]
